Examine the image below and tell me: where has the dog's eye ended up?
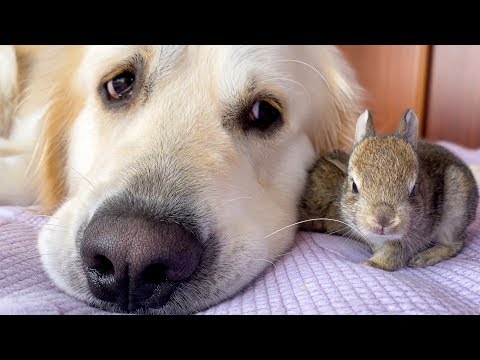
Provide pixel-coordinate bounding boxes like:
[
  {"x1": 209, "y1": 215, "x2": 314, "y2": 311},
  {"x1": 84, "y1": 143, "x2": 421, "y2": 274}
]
[
  {"x1": 105, "y1": 71, "x2": 135, "y2": 100},
  {"x1": 352, "y1": 181, "x2": 359, "y2": 194},
  {"x1": 247, "y1": 100, "x2": 282, "y2": 130}
]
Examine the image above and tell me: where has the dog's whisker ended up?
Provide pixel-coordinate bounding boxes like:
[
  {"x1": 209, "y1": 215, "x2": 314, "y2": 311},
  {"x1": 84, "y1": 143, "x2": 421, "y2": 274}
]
[
  {"x1": 272, "y1": 59, "x2": 333, "y2": 94},
  {"x1": 252, "y1": 258, "x2": 277, "y2": 270},
  {"x1": 264, "y1": 217, "x2": 366, "y2": 240},
  {"x1": 268, "y1": 249, "x2": 294, "y2": 258},
  {"x1": 257, "y1": 76, "x2": 312, "y2": 105},
  {"x1": 224, "y1": 196, "x2": 253, "y2": 203},
  {"x1": 67, "y1": 166, "x2": 98, "y2": 194}
]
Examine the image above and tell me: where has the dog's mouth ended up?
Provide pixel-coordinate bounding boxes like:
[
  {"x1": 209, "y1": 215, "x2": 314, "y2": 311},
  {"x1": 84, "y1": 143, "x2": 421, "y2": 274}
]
[{"x1": 83, "y1": 253, "x2": 219, "y2": 315}]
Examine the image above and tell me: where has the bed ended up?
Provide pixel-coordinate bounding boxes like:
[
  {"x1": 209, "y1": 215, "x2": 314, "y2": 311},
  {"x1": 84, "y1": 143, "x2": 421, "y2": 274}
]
[{"x1": 1, "y1": 141, "x2": 479, "y2": 315}]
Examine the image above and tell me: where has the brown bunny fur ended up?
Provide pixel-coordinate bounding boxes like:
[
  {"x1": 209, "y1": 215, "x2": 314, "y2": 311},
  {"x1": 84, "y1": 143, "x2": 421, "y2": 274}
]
[{"x1": 300, "y1": 109, "x2": 479, "y2": 271}]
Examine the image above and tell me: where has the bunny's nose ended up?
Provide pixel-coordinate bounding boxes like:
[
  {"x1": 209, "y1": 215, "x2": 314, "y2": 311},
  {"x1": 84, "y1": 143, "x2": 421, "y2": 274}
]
[
  {"x1": 368, "y1": 204, "x2": 399, "y2": 235},
  {"x1": 376, "y1": 214, "x2": 395, "y2": 229}
]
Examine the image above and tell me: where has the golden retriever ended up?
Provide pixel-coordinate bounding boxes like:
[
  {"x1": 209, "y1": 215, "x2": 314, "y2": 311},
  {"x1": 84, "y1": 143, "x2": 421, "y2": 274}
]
[{"x1": 0, "y1": 45, "x2": 363, "y2": 314}]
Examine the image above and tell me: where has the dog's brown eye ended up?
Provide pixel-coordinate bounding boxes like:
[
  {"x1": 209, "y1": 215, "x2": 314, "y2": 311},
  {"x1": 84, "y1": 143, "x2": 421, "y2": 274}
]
[
  {"x1": 247, "y1": 100, "x2": 282, "y2": 130},
  {"x1": 106, "y1": 71, "x2": 135, "y2": 100}
]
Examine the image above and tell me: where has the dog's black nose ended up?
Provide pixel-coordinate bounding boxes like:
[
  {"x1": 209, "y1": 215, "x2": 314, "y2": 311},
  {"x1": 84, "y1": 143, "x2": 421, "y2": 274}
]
[{"x1": 80, "y1": 212, "x2": 202, "y2": 312}]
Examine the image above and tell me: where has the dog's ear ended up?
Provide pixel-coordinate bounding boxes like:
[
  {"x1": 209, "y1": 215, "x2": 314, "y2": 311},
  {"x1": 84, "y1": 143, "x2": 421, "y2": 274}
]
[
  {"x1": 305, "y1": 46, "x2": 364, "y2": 155},
  {"x1": 30, "y1": 46, "x2": 86, "y2": 213}
]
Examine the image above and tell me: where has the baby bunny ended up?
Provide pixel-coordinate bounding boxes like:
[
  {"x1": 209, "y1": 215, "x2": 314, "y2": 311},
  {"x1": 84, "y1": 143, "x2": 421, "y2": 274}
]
[{"x1": 300, "y1": 109, "x2": 478, "y2": 271}]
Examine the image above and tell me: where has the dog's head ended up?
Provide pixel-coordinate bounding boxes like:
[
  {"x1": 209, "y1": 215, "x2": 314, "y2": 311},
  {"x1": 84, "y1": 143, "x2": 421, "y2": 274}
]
[{"x1": 33, "y1": 45, "x2": 362, "y2": 313}]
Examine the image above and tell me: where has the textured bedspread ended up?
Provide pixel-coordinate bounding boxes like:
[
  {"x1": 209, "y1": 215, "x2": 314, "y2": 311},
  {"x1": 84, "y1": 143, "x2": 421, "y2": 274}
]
[{"x1": 1, "y1": 141, "x2": 479, "y2": 314}]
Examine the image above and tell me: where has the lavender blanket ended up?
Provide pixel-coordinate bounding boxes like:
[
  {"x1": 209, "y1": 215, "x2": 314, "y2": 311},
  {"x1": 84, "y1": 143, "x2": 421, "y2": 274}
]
[{"x1": 1, "y1": 142, "x2": 480, "y2": 315}]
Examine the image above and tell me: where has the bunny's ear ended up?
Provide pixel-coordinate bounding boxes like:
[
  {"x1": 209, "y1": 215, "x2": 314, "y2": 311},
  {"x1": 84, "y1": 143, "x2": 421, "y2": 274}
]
[
  {"x1": 397, "y1": 108, "x2": 418, "y2": 149},
  {"x1": 354, "y1": 110, "x2": 375, "y2": 144}
]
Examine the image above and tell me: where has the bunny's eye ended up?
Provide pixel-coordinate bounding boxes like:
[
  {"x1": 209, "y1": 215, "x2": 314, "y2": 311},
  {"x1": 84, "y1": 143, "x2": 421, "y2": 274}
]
[
  {"x1": 352, "y1": 181, "x2": 359, "y2": 194},
  {"x1": 410, "y1": 184, "x2": 417, "y2": 197}
]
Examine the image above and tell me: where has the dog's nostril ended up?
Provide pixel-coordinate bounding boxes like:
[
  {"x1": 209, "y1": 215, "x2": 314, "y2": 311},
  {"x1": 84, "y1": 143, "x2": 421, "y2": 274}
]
[
  {"x1": 90, "y1": 255, "x2": 114, "y2": 277},
  {"x1": 142, "y1": 263, "x2": 168, "y2": 285}
]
